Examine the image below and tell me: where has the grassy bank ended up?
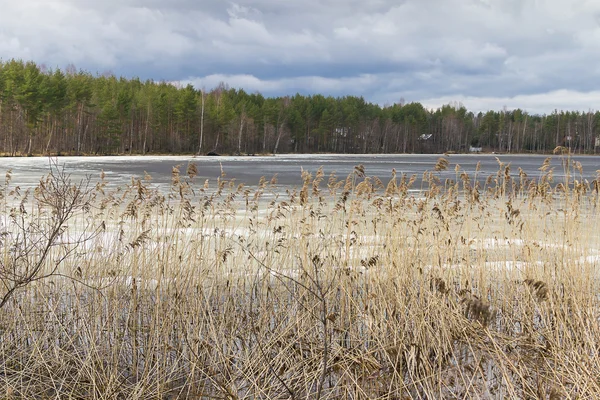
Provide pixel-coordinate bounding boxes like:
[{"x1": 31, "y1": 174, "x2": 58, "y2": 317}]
[{"x1": 0, "y1": 154, "x2": 599, "y2": 398}]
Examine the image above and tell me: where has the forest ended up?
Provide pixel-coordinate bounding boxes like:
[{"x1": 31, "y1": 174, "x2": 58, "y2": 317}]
[{"x1": 1, "y1": 59, "x2": 600, "y2": 156}]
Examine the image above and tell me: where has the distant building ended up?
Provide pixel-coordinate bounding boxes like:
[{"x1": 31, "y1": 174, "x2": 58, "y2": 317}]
[{"x1": 335, "y1": 127, "x2": 349, "y2": 137}]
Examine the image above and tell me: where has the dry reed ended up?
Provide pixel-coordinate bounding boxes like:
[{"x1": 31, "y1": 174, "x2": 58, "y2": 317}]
[{"x1": 0, "y1": 156, "x2": 598, "y2": 399}]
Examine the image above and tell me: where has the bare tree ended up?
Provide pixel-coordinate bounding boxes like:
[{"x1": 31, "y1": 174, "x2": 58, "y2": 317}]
[{"x1": 0, "y1": 162, "x2": 97, "y2": 308}]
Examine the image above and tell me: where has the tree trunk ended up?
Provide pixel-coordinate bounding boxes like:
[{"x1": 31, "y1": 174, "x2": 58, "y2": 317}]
[
  {"x1": 76, "y1": 103, "x2": 83, "y2": 155},
  {"x1": 214, "y1": 132, "x2": 220, "y2": 152},
  {"x1": 129, "y1": 104, "x2": 134, "y2": 154},
  {"x1": 521, "y1": 115, "x2": 528, "y2": 152},
  {"x1": 237, "y1": 110, "x2": 246, "y2": 155},
  {"x1": 81, "y1": 122, "x2": 89, "y2": 155},
  {"x1": 45, "y1": 120, "x2": 55, "y2": 154},
  {"x1": 0, "y1": 100, "x2": 3, "y2": 153},
  {"x1": 262, "y1": 117, "x2": 268, "y2": 153},
  {"x1": 273, "y1": 120, "x2": 286, "y2": 155},
  {"x1": 555, "y1": 113, "x2": 560, "y2": 148},
  {"x1": 143, "y1": 101, "x2": 150, "y2": 155},
  {"x1": 27, "y1": 134, "x2": 32, "y2": 155},
  {"x1": 198, "y1": 89, "x2": 205, "y2": 154}
]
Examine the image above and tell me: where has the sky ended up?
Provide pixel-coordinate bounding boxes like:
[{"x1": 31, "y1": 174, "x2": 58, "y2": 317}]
[{"x1": 1, "y1": 0, "x2": 600, "y2": 114}]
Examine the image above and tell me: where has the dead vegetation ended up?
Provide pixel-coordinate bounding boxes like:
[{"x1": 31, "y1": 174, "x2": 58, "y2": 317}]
[{"x1": 0, "y1": 155, "x2": 599, "y2": 398}]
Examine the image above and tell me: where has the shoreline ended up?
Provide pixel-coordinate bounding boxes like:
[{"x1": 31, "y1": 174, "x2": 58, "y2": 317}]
[{"x1": 1, "y1": 150, "x2": 599, "y2": 158}]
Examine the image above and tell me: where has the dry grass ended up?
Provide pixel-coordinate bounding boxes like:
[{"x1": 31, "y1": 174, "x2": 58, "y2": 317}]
[{"x1": 0, "y1": 155, "x2": 599, "y2": 399}]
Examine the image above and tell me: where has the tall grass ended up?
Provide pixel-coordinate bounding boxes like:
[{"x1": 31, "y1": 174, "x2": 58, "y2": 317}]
[{"x1": 0, "y1": 153, "x2": 599, "y2": 399}]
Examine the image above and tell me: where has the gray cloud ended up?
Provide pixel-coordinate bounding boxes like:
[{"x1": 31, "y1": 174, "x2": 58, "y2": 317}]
[{"x1": 1, "y1": 0, "x2": 599, "y2": 113}]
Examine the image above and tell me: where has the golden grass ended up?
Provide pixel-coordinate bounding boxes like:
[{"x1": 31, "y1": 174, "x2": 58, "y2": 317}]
[{"x1": 0, "y1": 156, "x2": 599, "y2": 398}]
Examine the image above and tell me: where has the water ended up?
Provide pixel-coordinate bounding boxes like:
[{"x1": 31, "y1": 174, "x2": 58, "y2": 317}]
[{"x1": 0, "y1": 153, "x2": 598, "y2": 192}]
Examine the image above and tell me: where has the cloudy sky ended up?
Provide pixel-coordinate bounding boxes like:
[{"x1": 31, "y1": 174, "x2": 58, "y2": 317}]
[{"x1": 1, "y1": 0, "x2": 600, "y2": 114}]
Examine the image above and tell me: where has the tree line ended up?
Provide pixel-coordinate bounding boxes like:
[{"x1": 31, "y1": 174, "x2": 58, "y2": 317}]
[{"x1": 1, "y1": 59, "x2": 600, "y2": 156}]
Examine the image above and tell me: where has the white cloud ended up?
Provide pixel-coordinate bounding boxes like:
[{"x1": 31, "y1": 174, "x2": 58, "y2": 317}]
[
  {"x1": 183, "y1": 74, "x2": 600, "y2": 115},
  {"x1": 183, "y1": 74, "x2": 378, "y2": 95},
  {"x1": 421, "y1": 90, "x2": 600, "y2": 115}
]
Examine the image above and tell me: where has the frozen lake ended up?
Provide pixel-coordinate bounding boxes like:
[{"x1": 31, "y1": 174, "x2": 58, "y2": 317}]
[{"x1": 0, "y1": 153, "x2": 599, "y2": 192}]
